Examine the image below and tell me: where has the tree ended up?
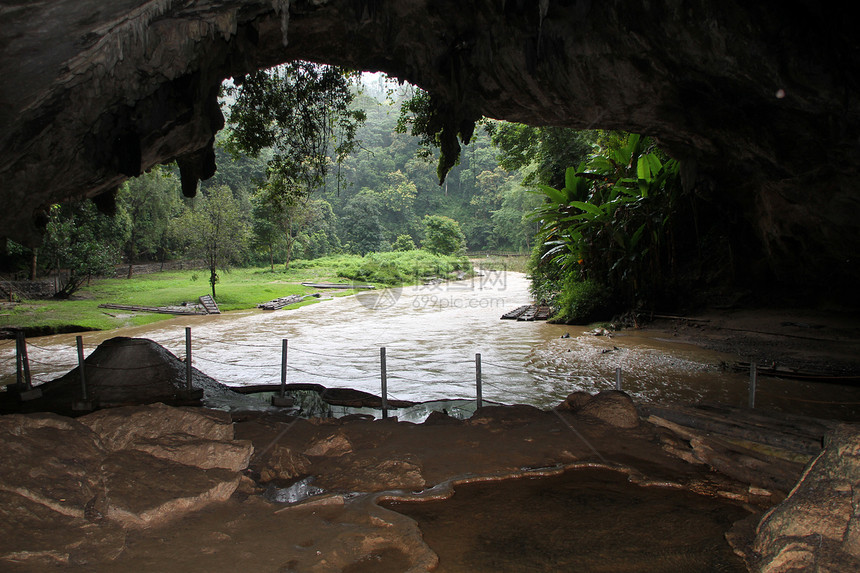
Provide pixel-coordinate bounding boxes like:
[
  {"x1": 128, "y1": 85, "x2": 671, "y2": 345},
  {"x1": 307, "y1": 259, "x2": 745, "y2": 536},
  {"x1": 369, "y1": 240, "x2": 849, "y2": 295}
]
[
  {"x1": 226, "y1": 61, "x2": 366, "y2": 200},
  {"x1": 250, "y1": 192, "x2": 287, "y2": 271},
  {"x1": 340, "y1": 190, "x2": 386, "y2": 255},
  {"x1": 172, "y1": 186, "x2": 249, "y2": 299},
  {"x1": 41, "y1": 200, "x2": 126, "y2": 298},
  {"x1": 391, "y1": 234, "x2": 416, "y2": 251},
  {"x1": 293, "y1": 199, "x2": 341, "y2": 260},
  {"x1": 118, "y1": 166, "x2": 183, "y2": 265},
  {"x1": 422, "y1": 215, "x2": 466, "y2": 256},
  {"x1": 488, "y1": 122, "x2": 594, "y2": 189},
  {"x1": 490, "y1": 179, "x2": 542, "y2": 251},
  {"x1": 254, "y1": 176, "x2": 318, "y2": 270}
]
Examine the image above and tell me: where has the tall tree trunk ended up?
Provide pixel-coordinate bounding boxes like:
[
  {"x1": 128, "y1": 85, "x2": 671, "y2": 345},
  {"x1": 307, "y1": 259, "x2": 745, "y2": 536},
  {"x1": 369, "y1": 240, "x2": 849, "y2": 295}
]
[{"x1": 30, "y1": 248, "x2": 37, "y2": 280}]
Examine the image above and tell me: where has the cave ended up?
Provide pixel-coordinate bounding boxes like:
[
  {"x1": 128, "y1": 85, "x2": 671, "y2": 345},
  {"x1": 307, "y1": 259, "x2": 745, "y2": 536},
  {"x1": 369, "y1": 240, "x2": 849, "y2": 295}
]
[{"x1": 1, "y1": 0, "x2": 859, "y2": 303}]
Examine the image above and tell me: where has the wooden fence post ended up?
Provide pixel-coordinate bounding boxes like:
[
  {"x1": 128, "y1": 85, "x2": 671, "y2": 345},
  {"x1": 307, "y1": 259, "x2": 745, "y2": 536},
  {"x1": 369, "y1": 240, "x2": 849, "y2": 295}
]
[{"x1": 615, "y1": 367, "x2": 622, "y2": 391}]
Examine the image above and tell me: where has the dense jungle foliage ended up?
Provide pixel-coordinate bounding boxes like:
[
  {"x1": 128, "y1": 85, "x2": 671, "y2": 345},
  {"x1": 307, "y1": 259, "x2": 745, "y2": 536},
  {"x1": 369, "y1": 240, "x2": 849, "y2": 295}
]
[{"x1": 2, "y1": 66, "x2": 721, "y2": 322}]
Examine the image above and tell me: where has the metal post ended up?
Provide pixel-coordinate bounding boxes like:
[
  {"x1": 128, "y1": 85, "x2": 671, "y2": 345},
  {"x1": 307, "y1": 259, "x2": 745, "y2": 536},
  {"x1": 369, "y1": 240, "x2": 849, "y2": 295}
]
[
  {"x1": 185, "y1": 327, "x2": 192, "y2": 391},
  {"x1": 271, "y1": 339, "x2": 292, "y2": 407},
  {"x1": 16, "y1": 331, "x2": 41, "y2": 401},
  {"x1": 15, "y1": 332, "x2": 23, "y2": 389},
  {"x1": 280, "y1": 339, "x2": 288, "y2": 398},
  {"x1": 72, "y1": 335, "x2": 92, "y2": 411},
  {"x1": 475, "y1": 353, "x2": 483, "y2": 408},
  {"x1": 380, "y1": 347, "x2": 388, "y2": 419},
  {"x1": 76, "y1": 336, "x2": 87, "y2": 401},
  {"x1": 20, "y1": 335, "x2": 31, "y2": 390},
  {"x1": 749, "y1": 361, "x2": 757, "y2": 409},
  {"x1": 615, "y1": 367, "x2": 622, "y2": 391}
]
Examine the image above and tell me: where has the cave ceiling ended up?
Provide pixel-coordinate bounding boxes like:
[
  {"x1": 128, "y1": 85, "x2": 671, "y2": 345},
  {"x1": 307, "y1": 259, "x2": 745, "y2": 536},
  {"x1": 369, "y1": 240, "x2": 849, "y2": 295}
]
[{"x1": 1, "y1": 0, "x2": 858, "y2": 291}]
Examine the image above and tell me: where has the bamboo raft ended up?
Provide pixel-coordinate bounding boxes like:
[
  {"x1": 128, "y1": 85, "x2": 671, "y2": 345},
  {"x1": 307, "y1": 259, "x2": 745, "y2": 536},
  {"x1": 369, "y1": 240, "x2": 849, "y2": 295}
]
[
  {"x1": 98, "y1": 303, "x2": 207, "y2": 316},
  {"x1": 257, "y1": 293, "x2": 320, "y2": 310},
  {"x1": 500, "y1": 304, "x2": 552, "y2": 321},
  {"x1": 301, "y1": 282, "x2": 375, "y2": 290},
  {"x1": 99, "y1": 294, "x2": 221, "y2": 316}
]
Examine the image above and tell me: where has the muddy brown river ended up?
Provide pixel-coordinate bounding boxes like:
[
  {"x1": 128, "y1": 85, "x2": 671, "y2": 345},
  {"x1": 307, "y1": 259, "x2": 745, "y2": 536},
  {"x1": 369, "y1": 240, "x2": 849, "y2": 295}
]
[{"x1": 3, "y1": 271, "x2": 860, "y2": 420}]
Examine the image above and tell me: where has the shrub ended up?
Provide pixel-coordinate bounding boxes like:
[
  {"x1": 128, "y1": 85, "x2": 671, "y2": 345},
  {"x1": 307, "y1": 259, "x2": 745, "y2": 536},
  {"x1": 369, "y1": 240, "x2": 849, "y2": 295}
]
[
  {"x1": 391, "y1": 234, "x2": 417, "y2": 251},
  {"x1": 422, "y1": 215, "x2": 466, "y2": 256},
  {"x1": 551, "y1": 276, "x2": 612, "y2": 324}
]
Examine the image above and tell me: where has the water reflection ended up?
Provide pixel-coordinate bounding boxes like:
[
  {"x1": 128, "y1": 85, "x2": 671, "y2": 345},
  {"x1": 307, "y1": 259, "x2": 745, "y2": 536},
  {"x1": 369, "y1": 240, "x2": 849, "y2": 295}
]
[{"x1": 3, "y1": 271, "x2": 860, "y2": 420}]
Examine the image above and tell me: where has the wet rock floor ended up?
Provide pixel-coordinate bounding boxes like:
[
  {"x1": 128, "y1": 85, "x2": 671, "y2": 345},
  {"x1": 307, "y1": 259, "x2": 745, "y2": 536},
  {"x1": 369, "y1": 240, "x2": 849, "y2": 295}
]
[{"x1": 383, "y1": 468, "x2": 748, "y2": 573}]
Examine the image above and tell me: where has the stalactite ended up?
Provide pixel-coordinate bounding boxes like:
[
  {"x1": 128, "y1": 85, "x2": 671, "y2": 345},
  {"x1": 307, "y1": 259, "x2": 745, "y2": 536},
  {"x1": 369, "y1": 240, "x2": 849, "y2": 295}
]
[
  {"x1": 271, "y1": 0, "x2": 291, "y2": 46},
  {"x1": 538, "y1": 0, "x2": 549, "y2": 51}
]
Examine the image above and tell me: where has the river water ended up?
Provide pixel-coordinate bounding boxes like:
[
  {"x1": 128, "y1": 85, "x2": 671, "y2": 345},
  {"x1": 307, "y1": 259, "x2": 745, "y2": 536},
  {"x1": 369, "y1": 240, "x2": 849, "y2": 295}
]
[{"x1": 3, "y1": 270, "x2": 860, "y2": 419}]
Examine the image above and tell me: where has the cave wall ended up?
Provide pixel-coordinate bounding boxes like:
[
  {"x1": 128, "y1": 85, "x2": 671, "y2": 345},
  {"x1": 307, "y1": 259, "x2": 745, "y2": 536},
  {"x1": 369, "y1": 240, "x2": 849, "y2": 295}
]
[{"x1": 1, "y1": 0, "x2": 858, "y2": 297}]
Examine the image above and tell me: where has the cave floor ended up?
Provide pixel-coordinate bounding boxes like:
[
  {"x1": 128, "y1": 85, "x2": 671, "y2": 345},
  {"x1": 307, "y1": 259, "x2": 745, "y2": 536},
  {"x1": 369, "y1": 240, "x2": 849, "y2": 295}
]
[{"x1": 3, "y1": 405, "x2": 774, "y2": 572}]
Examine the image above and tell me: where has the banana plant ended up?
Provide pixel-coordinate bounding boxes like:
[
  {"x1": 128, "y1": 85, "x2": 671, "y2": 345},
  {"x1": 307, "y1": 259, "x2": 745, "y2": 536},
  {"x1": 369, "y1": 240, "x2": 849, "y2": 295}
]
[{"x1": 529, "y1": 132, "x2": 683, "y2": 309}]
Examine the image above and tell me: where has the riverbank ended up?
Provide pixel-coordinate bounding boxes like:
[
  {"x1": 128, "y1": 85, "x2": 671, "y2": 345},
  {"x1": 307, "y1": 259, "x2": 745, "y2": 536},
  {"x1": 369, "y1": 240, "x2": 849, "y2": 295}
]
[
  {"x1": 0, "y1": 252, "x2": 475, "y2": 337},
  {"x1": 641, "y1": 307, "x2": 860, "y2": 377}
]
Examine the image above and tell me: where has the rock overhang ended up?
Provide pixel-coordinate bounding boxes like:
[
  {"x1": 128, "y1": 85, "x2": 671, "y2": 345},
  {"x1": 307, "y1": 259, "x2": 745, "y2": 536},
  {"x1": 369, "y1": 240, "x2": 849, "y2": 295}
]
[{"x1": 1, "y1": 0, "x2": 858, "y2": 295}]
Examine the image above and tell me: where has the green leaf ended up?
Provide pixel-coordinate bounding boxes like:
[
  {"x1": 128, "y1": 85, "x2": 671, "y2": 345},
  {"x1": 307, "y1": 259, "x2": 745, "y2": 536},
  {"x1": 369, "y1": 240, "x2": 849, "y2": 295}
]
[
  {"x1": 564, "y1": 166, "x2": 579, "y2": 193},
  {"x1": 568, "y1": 201, "x2": 605, "y2": 218},
  {"x1": 534, "y1": 184, "x2": 566, "y2": 205},
  {"x1": 630, "y1": 223, "x2": 646, "y2": 249}
]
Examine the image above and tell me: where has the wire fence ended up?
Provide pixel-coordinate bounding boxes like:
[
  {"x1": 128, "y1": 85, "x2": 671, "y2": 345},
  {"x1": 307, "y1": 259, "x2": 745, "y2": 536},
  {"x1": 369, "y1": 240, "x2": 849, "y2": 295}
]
[
  {"x1": 3, "y1": 329, "x2": 860, "y2": 414},
  {"x1": 1, "y1": 329, "x2": 586, "y2": 410}
]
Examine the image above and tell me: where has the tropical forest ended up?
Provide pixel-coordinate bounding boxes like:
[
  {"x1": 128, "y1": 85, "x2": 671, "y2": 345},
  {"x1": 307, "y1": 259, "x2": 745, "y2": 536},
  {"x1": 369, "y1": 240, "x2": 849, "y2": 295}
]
[{"x1": 1, "y1": 65, "x2": 720, "y2": 328}]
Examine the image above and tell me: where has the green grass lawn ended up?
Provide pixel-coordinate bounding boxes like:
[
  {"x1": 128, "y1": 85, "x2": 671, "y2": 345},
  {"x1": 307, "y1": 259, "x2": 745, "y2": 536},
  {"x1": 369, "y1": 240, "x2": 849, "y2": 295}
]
[{"x1": 1, "y1": 251, "x2": 477, "y2": 335}]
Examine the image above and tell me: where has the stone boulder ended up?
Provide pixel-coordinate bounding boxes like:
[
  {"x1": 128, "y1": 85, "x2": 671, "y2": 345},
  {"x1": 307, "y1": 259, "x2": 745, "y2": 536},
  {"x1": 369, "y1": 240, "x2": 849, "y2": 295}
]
[
  {"x1": 559, "y1": 390, "x2": 640, "y2": 429},
  {"x1": 0, "y1": 490, "x2": 125, "y2": 568},
  {"x1": 100, "y1": 450, "x2": 242, "y2": 529},
  {"x1": 81, "y1": 403, "x2": 235, "y2": 449},
  {"x1": 81, "y1": 403, "x2": 253, "y2": 472},
  {"x1": 302, "y1": 430, "x2": 353, "y2": 457},
  {"x1": 0, "y1": 413, "x2": 104, "y2": 519},
  {"x1": 260, "y1": 445, "x2": 312, "y2": 483},
  {"x1": 2, "y1": 337, "x2": 270, "y2": 416},
  {"x1": 556, "y1": 391, "x2": 593, "y2": 412},
  {"x1": 751, "y1": 425, "x2": 860, "y2": 572},
  {"x1": 0, "y1": 404, "x2": 253, "y2": 565},
  {"x1": 320, "y1": 456, "x2": 426, "y2": 493}
]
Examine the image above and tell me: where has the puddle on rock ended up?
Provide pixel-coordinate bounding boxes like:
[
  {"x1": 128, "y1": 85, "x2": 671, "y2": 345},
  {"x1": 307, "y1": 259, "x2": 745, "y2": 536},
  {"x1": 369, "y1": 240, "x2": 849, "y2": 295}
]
[
  {"x1": 263, "y1": 476, "x2": 324, "y2": 504},
  {"x1": 382, "y1": 468, "x2": 750, "y2": 572}
]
